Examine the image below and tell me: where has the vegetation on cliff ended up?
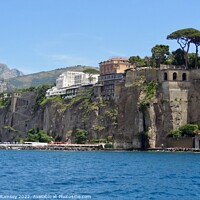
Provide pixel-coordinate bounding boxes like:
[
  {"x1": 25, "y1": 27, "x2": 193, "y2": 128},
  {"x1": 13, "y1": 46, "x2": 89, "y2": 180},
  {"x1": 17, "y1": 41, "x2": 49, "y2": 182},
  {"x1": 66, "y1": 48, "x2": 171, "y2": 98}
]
[
  {"x1": 169, "y1": 124, "x2": 199, "y2": 138},
  {"x1": 74, "y1": 128, "x2": 88, "y2": 144},
  {"x1": 139, "y1": 81, "x2": 157, "y2": 111},
  {"x1": 24, "y1": 128, "x2": 53, "y2": 143},
  {"x1": 0, "y1": 96, "x2": 11, "y2": 110}
]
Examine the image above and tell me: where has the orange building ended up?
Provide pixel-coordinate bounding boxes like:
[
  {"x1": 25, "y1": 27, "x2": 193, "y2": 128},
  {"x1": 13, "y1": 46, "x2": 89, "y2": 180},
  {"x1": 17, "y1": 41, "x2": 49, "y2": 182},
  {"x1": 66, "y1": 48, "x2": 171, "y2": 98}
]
[
  {"x1": 99, "y1": 57, "x2": 131, "y2": 75},
  {"x1": 94, "y1": 57, "x2": 132, "y2": 99}
]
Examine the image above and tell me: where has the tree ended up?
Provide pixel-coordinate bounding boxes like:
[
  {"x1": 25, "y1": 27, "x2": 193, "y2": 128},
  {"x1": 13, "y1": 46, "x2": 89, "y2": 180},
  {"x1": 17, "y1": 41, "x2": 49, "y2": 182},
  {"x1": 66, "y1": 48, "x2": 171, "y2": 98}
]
[
  {"x1": 179, "y1": 124, "x2": 198, "y2": 136},
  {"x1": 75, "y1": 128, "x2": 88, "y2": 144},
  {"x1": 151, "y1": 44, "x2": 169, "y2": 67},
  {"x1": 167, "y1": 28, "x2": 199, "y2": 68},
  {"x1": 143, "y1": 56, "x2": 151, "y2": 67},
  {"x1": 188, "y1": 53, "x2": 196, "y2": 69},
  {"x1": 168, "y1": 124, "x2": 198, "y2": 138},
  {"x1": 129, "y1": 56, "x2": 146, "y2": 67},
  {"x1": 189, "y1": 31, "x2": 200, "y2": 68},
  {"x1": 171, "y1": 48, "x2": 185, "y2": 66},
  {"x1": 25, "y1": 128, "x2": 53, "y2": 143},
  {"x1": 83, "y1": 68, "x2": 99, "y2": 83}
]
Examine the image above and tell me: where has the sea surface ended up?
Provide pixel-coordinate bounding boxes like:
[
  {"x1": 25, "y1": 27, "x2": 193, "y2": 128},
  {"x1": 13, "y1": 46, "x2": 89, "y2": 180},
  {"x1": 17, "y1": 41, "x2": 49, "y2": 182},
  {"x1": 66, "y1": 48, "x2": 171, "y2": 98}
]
[{"x1": 0, "y1": 150, "x2": 200, "y2": 200}]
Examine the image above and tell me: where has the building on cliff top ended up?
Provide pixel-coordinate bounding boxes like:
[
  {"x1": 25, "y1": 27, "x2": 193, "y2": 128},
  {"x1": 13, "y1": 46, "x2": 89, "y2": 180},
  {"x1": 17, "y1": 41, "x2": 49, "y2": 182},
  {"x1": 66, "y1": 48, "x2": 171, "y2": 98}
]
[
  {"x1": 46, "y1": 71, "x2": 99, "y2": 98},
  {"x1": 94, "y1": 57, "x2": 132, "y2": 99}
]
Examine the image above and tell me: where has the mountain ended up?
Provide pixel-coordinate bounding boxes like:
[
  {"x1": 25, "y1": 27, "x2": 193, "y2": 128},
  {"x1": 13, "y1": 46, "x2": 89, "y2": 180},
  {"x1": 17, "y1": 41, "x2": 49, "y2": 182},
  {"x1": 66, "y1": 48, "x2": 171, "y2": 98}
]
[
  {"x1": 0, "y1": 64, "x2": 24, "y2": 80},
  {"x1": 7, "y1": 65, "x2": 98, "y2": 89}
]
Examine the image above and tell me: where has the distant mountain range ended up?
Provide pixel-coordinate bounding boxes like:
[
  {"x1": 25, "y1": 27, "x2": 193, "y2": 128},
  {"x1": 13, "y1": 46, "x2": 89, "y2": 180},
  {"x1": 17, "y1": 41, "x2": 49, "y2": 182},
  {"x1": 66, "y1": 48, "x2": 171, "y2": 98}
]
[
  {"x1": 6, "y1": 65, "x2": 98, "y2": 89},
  {"x1": 0, "y1": 64, "x2": 24, "y2": 80}
]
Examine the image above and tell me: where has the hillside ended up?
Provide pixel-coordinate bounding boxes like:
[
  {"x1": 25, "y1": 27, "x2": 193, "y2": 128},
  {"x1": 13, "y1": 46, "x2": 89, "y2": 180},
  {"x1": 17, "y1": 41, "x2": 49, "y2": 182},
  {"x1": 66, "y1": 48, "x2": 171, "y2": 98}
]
[{"x1": 7, "y1": 65, "x2": 98, "y2": 89}]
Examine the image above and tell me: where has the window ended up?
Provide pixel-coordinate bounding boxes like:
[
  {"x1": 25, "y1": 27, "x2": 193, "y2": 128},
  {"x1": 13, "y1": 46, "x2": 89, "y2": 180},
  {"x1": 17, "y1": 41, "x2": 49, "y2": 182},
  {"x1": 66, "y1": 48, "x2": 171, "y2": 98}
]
[
  {"x1": 173, "y1": 72, "x2": 177, "y2": 81},
  {"x1": 182, "y1": 73, "x2": 187, "y2": 81},
  {"x1": 164, "y1": 72, "x2": 168, "y2": 81}
]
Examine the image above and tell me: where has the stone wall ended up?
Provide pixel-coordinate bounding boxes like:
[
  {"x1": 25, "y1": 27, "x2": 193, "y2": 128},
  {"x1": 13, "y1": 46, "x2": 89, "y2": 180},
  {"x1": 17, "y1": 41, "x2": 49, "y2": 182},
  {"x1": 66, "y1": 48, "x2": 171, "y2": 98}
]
[{"x1": 166, "y1": 137, "x2": 194, "y2": 148}]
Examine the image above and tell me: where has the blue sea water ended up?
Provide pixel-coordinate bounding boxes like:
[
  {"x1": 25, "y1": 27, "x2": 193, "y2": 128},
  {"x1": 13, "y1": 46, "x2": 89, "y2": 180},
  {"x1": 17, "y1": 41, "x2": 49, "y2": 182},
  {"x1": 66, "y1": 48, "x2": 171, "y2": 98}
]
[{"x1": 0, "y1": 151, "x2": 200, "y2": 200}]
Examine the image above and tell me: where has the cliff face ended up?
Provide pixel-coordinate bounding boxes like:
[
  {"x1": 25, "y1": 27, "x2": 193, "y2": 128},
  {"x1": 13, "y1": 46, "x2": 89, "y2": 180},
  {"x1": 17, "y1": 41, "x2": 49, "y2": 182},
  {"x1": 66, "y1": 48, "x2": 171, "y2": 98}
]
[
  {"x1": 0, "y1": 91, "x2": 118, "y2": 146},
  {"x1": 1, "y1": 69, "x2": 200, "y2": 149}
]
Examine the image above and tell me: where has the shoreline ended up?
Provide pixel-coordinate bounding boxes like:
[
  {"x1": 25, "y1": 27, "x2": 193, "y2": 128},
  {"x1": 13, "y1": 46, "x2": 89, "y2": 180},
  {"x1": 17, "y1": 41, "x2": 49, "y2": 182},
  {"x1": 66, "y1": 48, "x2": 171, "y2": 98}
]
[{"x1": 0, "y1": 144, "x2": 200, "y2": 152}]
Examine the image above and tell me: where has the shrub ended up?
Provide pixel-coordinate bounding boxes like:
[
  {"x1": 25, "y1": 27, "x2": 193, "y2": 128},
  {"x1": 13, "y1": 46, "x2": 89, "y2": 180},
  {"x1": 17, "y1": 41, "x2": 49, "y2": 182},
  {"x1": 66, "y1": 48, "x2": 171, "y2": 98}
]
[
  {"x1": 25, "y1": 128, "x2": 53, "y2": 143},
  {"x1": 168, "y1": 129, "x2": 181, "y2": 138},
  {"x1": 75, "y1": 128, "x2": 88, "y2": 144},
  {"x1": 168, "y1": 124, "x2": 199, "y2": 138},
  {"x1": 179, "y1": 124, "x2": 198, "y2": 136},
  {"x1": 104, "y1": 143, "x2": 113, "y2": 148}
]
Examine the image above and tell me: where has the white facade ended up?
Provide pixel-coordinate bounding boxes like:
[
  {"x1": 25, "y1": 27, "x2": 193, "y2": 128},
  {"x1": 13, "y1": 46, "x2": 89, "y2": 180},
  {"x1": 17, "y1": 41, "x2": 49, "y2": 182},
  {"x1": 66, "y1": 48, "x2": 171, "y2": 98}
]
[
  {"x1": 46, "y1": 71, "x2": 99, "y2": 98},
  {"x1": 56, "y1": 71, "x2": 84, "y2": 89}
]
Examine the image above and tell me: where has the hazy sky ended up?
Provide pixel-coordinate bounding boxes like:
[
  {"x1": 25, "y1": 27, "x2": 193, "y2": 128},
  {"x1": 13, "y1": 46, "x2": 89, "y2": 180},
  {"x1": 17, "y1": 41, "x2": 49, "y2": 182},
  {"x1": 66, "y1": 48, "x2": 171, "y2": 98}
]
[{"x1": 0, "y1": 0, "x2": 200, "y2": 74}]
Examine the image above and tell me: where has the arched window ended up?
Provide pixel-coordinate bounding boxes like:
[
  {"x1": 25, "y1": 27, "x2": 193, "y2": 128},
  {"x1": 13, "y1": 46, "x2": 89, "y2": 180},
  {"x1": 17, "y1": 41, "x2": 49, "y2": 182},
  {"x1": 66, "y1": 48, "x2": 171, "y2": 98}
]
[
  {"x1": 182, "y1": 73, "x2": 187, "y2": 81},
  {"x1": 164, "y1": 72, "x2": 168, "y2": 81},
  {"x1": 173, "y1": 72, "x2": 177, "y2": 81}
]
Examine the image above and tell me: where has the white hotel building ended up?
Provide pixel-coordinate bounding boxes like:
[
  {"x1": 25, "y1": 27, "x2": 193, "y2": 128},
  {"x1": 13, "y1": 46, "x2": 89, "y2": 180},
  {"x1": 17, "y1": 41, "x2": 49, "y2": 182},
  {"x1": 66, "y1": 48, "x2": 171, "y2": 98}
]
[{"x1": 46, "y1": 71, "x2": 99, "y2": 98}]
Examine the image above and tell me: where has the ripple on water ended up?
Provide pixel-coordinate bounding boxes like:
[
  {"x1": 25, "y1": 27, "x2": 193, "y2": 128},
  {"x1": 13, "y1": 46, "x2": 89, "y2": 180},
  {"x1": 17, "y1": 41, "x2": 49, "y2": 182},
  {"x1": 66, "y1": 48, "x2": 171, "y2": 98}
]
[{"x1": 0, "y1": 151, "x2": 200, "y2": 200}]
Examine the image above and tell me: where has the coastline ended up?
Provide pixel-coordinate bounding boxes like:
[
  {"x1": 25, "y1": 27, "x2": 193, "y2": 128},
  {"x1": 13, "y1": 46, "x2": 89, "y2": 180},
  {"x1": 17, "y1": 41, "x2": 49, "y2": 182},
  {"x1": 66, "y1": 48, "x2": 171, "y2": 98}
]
[{"x1": 0, "y1": 144, "x2": 200, "y2": 152}]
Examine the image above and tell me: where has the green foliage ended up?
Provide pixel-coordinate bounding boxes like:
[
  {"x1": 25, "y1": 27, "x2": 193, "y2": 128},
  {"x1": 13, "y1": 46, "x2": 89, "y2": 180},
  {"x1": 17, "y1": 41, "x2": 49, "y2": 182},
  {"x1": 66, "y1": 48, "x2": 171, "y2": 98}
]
[
  {"x1": 139, "y1": 81, "x2": 157, "y2": 111},
  {"x1": 179, "y1": 124, "x2": 198, "y2": 136},
  {"x1": 15, "y1": 86, "x2": 36, "y2": 93},
  {"x1": 105, "y1": 106, "x2": 118, "y2": 127},
  {"x1": 40, "y1": 95, "x2": 64, "y2": 105},
  {"x1": 0, "y1": 97, "x2": 11, "y2": 109},
  {"x1": 151, "y1": 44, "x2": 170, "y2": 67},
  {"x1": 92, "y1": 124, "x2": 105, "y2": 132},
  {"x1": 167, "y1": 28, "x2": 200, "y2": 68},
  {"x1": 83, "y1": 68, "x2": 99, "y2": 74},
  {"x1": 75, "y1": 128, "x2": 88, "y2": 144},
  {"x1": 171, "y1": 48, "x2": 185, "y2": 66},
  {"x1": 25, "y1": 128, "x2": 53, "y2": 143},
  {"x1": 54, "y1": 135, "x2": 62, "y2": 142},
  {"x1": 168, "y1": 129, "x2": 181, "y2": 138},
  {"x1": 4, "y1": 125, "x2": 18, "y2": 132},
  {"x1": 129, "y1": 56, "x2": 146, "y2": 67},
  {"x1": 32, "y1": 84, "x2": 52, "y2": 111},
  {"x1": 104, "y1": 143, "x2": 113, "y2": 148},
  {"x1": 168, "y1": 124, "x2": 199, "y2": 138}
]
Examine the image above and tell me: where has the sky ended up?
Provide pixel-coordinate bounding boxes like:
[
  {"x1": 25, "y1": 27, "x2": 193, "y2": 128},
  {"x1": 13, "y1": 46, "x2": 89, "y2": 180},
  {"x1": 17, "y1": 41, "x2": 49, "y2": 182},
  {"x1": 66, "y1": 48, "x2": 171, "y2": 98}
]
[{"x1": 0, "y1": 0, "x2": 200, "y2": 74}]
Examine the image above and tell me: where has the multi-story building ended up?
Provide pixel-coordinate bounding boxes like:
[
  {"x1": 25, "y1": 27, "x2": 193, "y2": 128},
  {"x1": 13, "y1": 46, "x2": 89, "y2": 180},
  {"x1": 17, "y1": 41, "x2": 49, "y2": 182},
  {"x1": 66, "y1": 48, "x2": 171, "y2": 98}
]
[
  {"x1": 99, "y1": 57, "x2": 131, "y2": 74},
  {"x1": 46, "y1": 71, "x2": 99, "y2": 98},
  {"x1": 95, "y1": 58, "x2": 132, "y2": 99},
  {"x1": 56, "y1": 71, "x2": 84, "y2": 89}
]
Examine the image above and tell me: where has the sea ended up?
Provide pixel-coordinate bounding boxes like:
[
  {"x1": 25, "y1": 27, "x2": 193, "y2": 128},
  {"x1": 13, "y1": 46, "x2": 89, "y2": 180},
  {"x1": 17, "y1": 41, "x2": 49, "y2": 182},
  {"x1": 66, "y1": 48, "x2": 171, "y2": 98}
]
[{"x1": 0, "y1": 150, "x2": 200, "y2": 200}]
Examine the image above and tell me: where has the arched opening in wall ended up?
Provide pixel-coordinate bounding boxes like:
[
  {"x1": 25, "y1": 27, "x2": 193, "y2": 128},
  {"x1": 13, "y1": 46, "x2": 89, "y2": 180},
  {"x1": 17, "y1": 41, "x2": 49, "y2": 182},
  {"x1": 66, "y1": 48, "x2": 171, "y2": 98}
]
[
  {"x1": 182, "y1": 73, "x2": 187, "y2": 81},
  {"x1": 164, "y1": 72, "x2": 168, "y2": 81},
  {"x1": 173, "y1": 72, "x2": 177, "y2": 80}
]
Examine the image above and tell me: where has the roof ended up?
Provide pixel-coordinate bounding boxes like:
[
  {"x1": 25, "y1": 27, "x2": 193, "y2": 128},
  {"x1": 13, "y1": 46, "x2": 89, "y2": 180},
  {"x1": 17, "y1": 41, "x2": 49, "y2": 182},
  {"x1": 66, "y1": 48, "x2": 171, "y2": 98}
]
[{"x1": 99, "y1": 57, "x2": 129, "y2": 64}]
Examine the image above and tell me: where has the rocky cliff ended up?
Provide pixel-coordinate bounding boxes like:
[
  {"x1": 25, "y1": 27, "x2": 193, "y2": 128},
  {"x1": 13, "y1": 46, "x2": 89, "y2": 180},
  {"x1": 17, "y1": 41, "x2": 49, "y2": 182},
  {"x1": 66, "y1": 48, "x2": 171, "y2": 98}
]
[
  {"x1": 0, "y1": 64, "x2": 23, "y2": 80},
  {"x1": 1, "y1": 68, "x2": 200, "y2": 149}
]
